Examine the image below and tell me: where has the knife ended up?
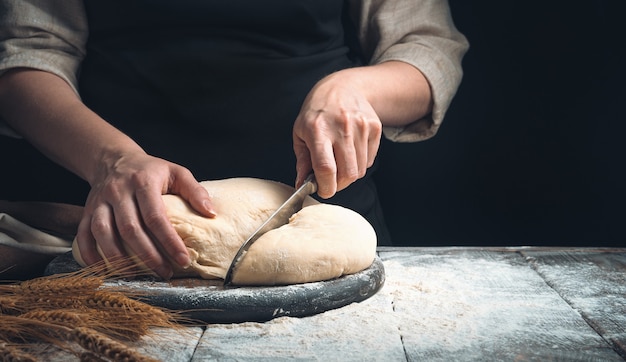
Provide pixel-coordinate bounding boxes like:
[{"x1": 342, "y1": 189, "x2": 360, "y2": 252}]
[{"x1": 223, "y1": 173, "x2": 318, "y2": 285}]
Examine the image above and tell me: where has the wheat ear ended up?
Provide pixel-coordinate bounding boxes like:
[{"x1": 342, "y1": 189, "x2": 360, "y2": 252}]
[
  {"x1": 19, "y1": 309, "x2": 146, "y2": 342},
  {"x1": 15, "y1": 275, "x2": 103, "y2": 296},
  {"x1": 78, "y1": 351, "x2": 110, "y2": 362},
  {"x1": 0, "y1": 296, "x2": 20, "y2": 315},
  {"x1": 86, "y1": 291, "x2": 175, "y2": 324},
  {"x1": 19, "y1": 309, "x2": 87, "y2": 328},
  {"x1": 0, "y1": 342, "x2": 37, "y2": 362},
  {"x1": 1, "y1": 256, "x2": 193, "y2": 359},
  {"x1": 71, "y1": 327, "x2": 159, "y2": 362}
]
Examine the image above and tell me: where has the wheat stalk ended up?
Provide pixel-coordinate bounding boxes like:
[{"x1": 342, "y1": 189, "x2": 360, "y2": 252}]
[
  {"x1": 19, "y1": 310, "x2": 88, "y2": 328},
  {"x1": 86, "y1": 291, "x2": 169, "y2": 319},
  {"x1": 70, "y1": 327, "x2": 159, "y2": 362},
  {"x1": 0, "y1": 257, "x2": 195, "y2": 360},
  {"x1": 0, "y1": 314, "x2": 158, "y2": 362},
  {"x1": 0, "y1": 296, "x2": 19, "y2": 315},
  {"x1": 79, "y1": 351, "x2": 110, "y2": 362},
  {"x1": 0, "y1": 342, "x2": 37, "y2": 362},
  {"x1": 0, "y1": 315, "x2": 56, "y2": 343},
  {"x1": 15, "y1": 275, "x2": 103, "y2": 296},
  {"x1": 15, "y1": 295, "x2": 175, "y2": 341}
]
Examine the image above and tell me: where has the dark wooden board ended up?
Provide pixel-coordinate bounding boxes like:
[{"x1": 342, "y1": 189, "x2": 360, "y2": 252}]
[{"x1": 45, "y1": 252, "x2": 385, "y2": 323}]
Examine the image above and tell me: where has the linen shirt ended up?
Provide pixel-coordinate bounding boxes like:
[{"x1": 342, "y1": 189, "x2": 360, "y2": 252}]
[{"x1": 0, "y1": 0, "x2": 469, "y2": 142}]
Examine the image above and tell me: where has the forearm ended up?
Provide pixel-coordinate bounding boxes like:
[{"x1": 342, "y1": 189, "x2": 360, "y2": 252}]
[
  {"x1": 321, "y1": 61, "x2": 432, "y2": 127},
  {"x1": 0, "y1": 68, "x2": 144, "y2": 185}
]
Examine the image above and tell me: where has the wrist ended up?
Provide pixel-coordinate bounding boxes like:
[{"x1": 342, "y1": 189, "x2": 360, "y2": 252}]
[
  {"x1": 88, "y1": 141, "x2": 146, "y2": 186},
  {"x1": 323, "y1": 61, "x2": 433, "y2": 126}
]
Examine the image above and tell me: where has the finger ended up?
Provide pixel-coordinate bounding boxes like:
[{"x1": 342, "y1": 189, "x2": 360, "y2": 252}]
[
  {"x1": 352, "y1": 119, "x2": 369, "y2": 179},
  {"x1": 309, "y1": 139, "x2": 337, "y2": 199},
  {"x1": 293, "y1": 137, "x2": 313, "y2": 188},
  {"x1": 90, "y1": 204, "x2": 125, "y2": 263},
  {"x1": 113, "y1": 197, "x2": 173, "y2": 279},
  {"x1": 134, "y1": 184, "x2": 190, "y2": 270},
  {"x1": 367, "y1": 118, "x2": 382, "y2": 168},
  {"x1": 75, "y1": 213, "x2": 102, "y2": 265},
  {"x1": 334, "y1": 137, "x2": 359, "y2": 192},
  {"x1": 172, "y1": 168, "x2": 216, "y2": 218},
  {"x1": 367, "y1": 135, "x2": 381, "y2": 168},
  {"x1": 354, "y1": 136, "x2": 368, "y2": 179}
]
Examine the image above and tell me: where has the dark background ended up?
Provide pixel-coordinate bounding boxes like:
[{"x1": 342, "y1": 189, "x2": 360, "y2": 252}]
[
  {"x1": 2, "y1": 1, "x2": 624, "y2": 247},
  {"x1": 375, "y1": 1, "x2": 625, "y2": 246}
]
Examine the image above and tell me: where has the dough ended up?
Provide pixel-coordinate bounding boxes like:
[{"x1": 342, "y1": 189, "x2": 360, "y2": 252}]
[
  {"x1": 74, "y1": 178, "x2": 377, "y2": 285},
  {"x1": 232, "y1": 202, "x2": 377, "y2": 285},
  {"x1": 167, "y1": 178, "x2": 377, "y2": 285}
]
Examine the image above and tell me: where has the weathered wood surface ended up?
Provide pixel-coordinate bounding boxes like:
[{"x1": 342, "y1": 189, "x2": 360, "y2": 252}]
[
  {"x1": 521, "y1": 248, "x2": 626, "y2": 358},
  {"x1": 28, "y1": 247, "x2": 626, "y2": 361},
  {"x1": 380, "y1": 247, "x2": 624, "y2": 361}
]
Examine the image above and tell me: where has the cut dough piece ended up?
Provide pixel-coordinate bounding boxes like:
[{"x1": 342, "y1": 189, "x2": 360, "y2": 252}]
[
  {"x1": 167, "y1": 178, "x2": 377, "y2": 285},
  {"x1": 232, "y1": 202, "x2": 377, "y2": 285},
  {"x1": 74, "y1": 178, "x2": 377, "y2": 285}
]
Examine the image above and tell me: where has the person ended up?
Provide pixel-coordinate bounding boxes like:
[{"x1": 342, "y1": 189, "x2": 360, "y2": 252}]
[{"x1": 0, "y1": 0, "x2": 469, "y2": 279}]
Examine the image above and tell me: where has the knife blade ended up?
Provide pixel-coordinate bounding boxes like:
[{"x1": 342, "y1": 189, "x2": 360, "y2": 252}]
[{"x1": 223, "y1": 173, "x2": 317, "y2": 285}]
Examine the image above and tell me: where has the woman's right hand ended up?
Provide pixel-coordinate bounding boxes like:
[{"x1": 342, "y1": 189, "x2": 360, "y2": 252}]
[{"x1": 75, "y1": 152, "x2": 216, "y2": 279}]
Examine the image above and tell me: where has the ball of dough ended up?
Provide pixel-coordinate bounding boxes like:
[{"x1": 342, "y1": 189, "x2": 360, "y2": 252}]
[{"x1": 74, "y1": 178, "x2": 377, "y2": 285}]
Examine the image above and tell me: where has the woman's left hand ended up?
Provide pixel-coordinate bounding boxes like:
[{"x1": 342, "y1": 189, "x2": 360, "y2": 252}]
[
  {"x1": 292, "y1": 69, "x2": 382, "y2": 199},
  {"x1": 293, "y1": 61, "x2": 433, "y2": 198}
]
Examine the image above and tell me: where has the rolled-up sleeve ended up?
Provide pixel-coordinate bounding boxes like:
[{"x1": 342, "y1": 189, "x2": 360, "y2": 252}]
[
  {"x1": 349, "y1": 0, "x2": 469, "y2": 142},
  {"x1": 0, "y1": 0, "x2": 88, "y2": 91},
  {"x1": 0, "y1": 0, "x2": 88, "y2": 137}
]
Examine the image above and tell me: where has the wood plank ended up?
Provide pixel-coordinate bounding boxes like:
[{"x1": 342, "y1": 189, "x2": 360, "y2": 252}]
[
  {"x1": 22, "y1": 247, "x2": 626, "y2": 361},
  {"x1": 130, "y1": 327, "x2": 204, "y2": 362},
  {"x1": 379, "y1": 248, "x2": 623, "y2": 361},
  {"x1": 193, "y1": 284, "x2": 406, "y2": 361},
  {"x1": 522, "y1": 249, "x2": 626, "y2": 359}
]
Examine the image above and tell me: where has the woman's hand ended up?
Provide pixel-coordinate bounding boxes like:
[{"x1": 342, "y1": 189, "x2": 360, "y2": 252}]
[
  {"x1": 293, "y1": 61, "x2": 433, "y2": 197},
  {"x1": 0, "y1": 69, "x2": 216, "y2": 279},
  {"x1": 293, "y1": 73, "x2": 382, "y2": 199},
  {"x1": 75, "y1": 152, "x2": 216, "y2": 279}
]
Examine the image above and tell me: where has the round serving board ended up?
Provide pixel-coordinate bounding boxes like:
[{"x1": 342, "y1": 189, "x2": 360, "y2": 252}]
[{"x1": 45, "y1": 252, "x2": 385, "y2": 323}]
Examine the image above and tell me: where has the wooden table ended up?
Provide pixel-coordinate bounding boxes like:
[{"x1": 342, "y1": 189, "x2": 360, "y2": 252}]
[{"x1": 39, "y1": 247, "x2": 626, "y2": 361}]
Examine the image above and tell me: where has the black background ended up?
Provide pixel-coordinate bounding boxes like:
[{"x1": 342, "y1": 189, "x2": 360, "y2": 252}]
[
  {"x1": 375, "y1": 1, "x2": 625, "y2": 246},
  {"x1": 2, "y1": 1, "x2": 624, "y2": 247}
]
